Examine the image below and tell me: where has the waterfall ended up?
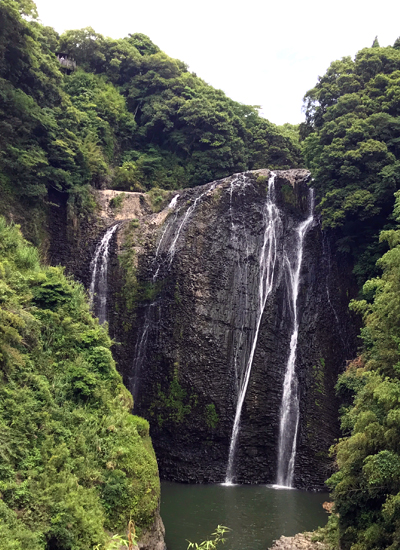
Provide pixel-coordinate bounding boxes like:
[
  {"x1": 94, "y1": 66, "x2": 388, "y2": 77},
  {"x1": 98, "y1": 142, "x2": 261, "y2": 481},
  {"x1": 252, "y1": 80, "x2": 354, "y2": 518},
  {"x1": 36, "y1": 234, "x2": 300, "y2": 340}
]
[
  {"x1": 89, "y1": 224, "x2": 119, "y2": 324},
  {"x1": 276, "y1": 189, "x2": 314, "y2": 488},
  {"x1": 225, "y1": 173, "x2": 282, "y2": 484},
  {"x1": 168, "y1": 183, "x2": 217, "y2": 263},
  {"x1": 152, "y1": 197, "x2": 182, "y2": 281},
  {"x1": 168, "y1": 194, "x2": 179, "y2": 209},
  {"x1": 130, "y1": 302, "x2": 156, "y2": 404},
  {"x1": 323, "y1": 235, "x2": 347, "y2": 350}
]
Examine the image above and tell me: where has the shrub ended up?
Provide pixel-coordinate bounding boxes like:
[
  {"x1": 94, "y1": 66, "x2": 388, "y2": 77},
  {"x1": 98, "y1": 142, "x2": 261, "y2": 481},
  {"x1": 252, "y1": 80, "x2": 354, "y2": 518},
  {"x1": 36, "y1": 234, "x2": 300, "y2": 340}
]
[{"x1": 0, "y1": 218, "x2": 160, "y2": 548}]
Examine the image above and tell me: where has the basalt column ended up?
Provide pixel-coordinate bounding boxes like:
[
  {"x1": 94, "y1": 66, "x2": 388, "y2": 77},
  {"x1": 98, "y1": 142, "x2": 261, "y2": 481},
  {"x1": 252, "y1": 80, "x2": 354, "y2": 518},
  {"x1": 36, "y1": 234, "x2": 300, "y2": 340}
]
[{"x1": 110, "y1": 169, "x2": 358, "y2": 489}]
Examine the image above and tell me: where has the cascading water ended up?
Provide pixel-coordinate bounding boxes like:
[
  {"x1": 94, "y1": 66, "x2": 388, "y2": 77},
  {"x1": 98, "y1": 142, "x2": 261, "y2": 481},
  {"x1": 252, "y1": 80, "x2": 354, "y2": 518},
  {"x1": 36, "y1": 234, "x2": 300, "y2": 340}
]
[
  {"x1": 225, "y1": 173, "x2": 282, "y2": 484},
  {"x1": 168, "y1": 194, "x2": 179, "y2": 210},
  {"x1": 167, "y1": 184, "x2": 216, "y2": 263},
  {"x1": 276, "y1": 189, "x2": 314, "y2": 488},
  {"x1": 119, "y1": 169, "x2": 351, "y2": 487},
  {"x1": 323, "y1": 236, "x2": 347, "y2": 350},
  {"x1": 130, "y1": 193, "x2": 182, "y2": 401},
  {"x1": 89, "y1": 224, "x2": 119, "y2": 324},
  {"x1": 152, "y1": 194, "x2": 180, "y2": 281},
  {"x1": 130, "y1": 302, "x2": 155, "y2": 404}
]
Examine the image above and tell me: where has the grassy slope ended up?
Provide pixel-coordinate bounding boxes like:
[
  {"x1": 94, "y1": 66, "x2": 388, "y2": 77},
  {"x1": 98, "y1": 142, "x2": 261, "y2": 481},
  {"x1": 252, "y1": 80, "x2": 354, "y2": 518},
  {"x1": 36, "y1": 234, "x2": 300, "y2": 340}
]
[{"x1": 0, "y1": 217, "x2": 159, "y2": 550}]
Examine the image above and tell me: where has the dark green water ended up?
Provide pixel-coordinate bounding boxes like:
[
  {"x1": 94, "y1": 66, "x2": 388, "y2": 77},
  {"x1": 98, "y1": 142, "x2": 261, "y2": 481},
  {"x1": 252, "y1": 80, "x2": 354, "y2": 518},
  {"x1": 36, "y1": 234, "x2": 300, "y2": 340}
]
[{"x1": 161, "y1": 482, "x2": 329, "y2": 550}]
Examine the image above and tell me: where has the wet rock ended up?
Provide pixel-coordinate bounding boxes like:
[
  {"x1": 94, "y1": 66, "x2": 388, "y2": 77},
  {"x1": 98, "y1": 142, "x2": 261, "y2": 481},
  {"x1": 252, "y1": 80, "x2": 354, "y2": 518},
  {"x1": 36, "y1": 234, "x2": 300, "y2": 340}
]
[
  {"x1": 46, "y1": 187, "x2": 152, "y2": 289},
  {"x1": 105, "y1": 169, "x2": 358, "y2": 489},
  {"x1": 269, "y1": 532, "x2": 330, "y2": 550},
  {"x1": 137, "y1": 509, "x2": 166, "y2": 550},
  {"x1": 57, "y1": 169, "x2": 359, "y2": 490}
]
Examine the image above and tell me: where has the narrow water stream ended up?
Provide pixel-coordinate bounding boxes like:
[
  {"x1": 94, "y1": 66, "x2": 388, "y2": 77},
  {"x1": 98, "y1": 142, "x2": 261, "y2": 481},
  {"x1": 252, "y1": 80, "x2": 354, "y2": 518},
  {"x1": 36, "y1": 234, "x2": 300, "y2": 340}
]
[
  {"x1": 161, "y1": 482, "x2": 329, "y2": 550},
  {"x1": 225, "y1": 172, "x2": 281, "y2": 483}
]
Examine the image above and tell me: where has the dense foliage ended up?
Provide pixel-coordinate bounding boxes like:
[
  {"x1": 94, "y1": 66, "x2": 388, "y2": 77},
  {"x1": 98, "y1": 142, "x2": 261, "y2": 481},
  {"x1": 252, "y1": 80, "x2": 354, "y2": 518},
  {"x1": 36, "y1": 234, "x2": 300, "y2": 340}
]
[
  {"x1": 0, "y1": 0, "x2": 104, "y2": 199},
  {"x1": 302, "y1": 36, "x2": 400, "y2": 550},
  {"x1": 302, "y1": 40, "x2": 400, "y2": 284},
  {"x1": 57, "y1": 28, "x2": 301, "y2": 189},
  {"x1": 0, "y1": 218, "x2": 159, "y2": 549},
  {"x1": 0, "y1": 0, "x2": 301, "y2": 225},
  {"x1": 6, "y1": 1, "x2": 400, "y2": 548},
  {"x1": 323, "y1": 191, "x2": 400, "y2": 549}
]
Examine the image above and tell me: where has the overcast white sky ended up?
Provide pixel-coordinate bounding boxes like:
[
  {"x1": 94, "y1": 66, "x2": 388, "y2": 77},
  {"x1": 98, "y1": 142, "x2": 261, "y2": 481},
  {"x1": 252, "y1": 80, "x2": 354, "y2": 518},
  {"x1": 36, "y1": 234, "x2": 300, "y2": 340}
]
[{"x1": 34, "y1": 0, "x2": 400, "y2": 125}]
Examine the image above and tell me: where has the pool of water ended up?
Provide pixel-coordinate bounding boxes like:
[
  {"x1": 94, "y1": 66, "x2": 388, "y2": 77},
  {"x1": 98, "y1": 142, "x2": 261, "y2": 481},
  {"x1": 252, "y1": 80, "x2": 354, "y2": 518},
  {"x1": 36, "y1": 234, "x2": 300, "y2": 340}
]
[{"x1": 160, "y1": 482, "x2": 329, "y2": 550}]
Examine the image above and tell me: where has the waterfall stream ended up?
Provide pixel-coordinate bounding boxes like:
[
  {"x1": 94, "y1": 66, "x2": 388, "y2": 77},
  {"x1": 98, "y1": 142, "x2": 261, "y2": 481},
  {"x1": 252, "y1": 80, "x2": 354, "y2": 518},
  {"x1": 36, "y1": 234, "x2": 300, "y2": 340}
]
[
  {"x1": 323, "y1": 236, "x2": 347, "y2": 350},
  {"x1": 89, "y1": 224, "x2": 119, "y2": 324},
  {"x1": 90, "y1": 172, "x2": 319, "y2": 486},
  {"x1": 167, "y1": 184, "x2": 216, "y2": 263},
  {"x1": 152, "y1": 194, "x2": 180, "y2": 281},
  {"x1": 275, "y1": 189, "x2": 314, "y2": 488},
  {"x1": 225, "y1": 173, "x2": 282, "y2": 484}
]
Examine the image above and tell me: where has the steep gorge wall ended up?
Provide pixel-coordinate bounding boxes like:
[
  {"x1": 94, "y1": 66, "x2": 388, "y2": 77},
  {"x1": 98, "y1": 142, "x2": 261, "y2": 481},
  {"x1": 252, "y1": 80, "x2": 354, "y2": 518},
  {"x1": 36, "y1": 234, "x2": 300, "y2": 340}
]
[{"x1": 103, "y1": 169, "x2": 358, "y2": 490}]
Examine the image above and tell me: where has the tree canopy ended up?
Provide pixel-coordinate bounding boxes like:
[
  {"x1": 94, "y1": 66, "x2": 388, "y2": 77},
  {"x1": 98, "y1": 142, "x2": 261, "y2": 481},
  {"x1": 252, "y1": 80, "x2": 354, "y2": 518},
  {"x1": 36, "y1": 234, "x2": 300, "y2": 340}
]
[
  {"x1": 302, "y1": 42, "x2": 400, "y2": 284},
  {"x1": 0, "y1": 0, "x2": 301, "y2": 218},
  {"x1": 326, "y1": 192, "x2": 400, "y2": 549},
  {"x1": 300, "y1": 39, "x2": 400, "y2": 550}
]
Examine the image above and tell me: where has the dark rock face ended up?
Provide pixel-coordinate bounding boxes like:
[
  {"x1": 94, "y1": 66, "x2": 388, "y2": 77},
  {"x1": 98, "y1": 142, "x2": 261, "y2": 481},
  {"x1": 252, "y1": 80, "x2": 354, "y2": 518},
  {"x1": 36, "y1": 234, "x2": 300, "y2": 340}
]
[
  {"x1": 105, "y1": 169, "x2": 358, "y2": 490},
  {"x1": 46, "y1": 188, "x2": 108, "y2": 288}
]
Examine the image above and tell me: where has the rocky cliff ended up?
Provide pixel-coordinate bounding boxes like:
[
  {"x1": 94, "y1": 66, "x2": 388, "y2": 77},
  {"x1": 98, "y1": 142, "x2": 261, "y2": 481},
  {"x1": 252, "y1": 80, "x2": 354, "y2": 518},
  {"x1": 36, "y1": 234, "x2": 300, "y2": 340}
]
[
  {"x1": 51, "y1": 169, "x2": 358, "y2": 490},
  {"x1": 97, "y1": 169, "x2": 357, "y2": 490}
]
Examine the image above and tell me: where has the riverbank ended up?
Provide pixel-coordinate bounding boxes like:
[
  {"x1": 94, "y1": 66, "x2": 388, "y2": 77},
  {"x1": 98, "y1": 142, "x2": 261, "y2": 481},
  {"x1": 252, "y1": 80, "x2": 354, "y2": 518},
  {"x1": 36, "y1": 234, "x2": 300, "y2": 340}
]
[{"x1": 269, "y1": 532, "x2": 329, "y2": 550}]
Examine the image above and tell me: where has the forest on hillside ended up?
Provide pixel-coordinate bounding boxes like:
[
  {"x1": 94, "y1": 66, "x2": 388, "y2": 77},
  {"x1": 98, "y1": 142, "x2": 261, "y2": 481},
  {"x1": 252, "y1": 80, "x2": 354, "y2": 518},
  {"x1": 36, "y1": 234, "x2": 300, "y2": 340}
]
[
  {"x1": 302, "y1": 35, "x2": 400, "y2": 550},
  {"x1": 0, "y1": 0, "x2": 300, "y2": 210},
  {"x1": 3, "y1": 0, "x2": 400, "y2": 548}
]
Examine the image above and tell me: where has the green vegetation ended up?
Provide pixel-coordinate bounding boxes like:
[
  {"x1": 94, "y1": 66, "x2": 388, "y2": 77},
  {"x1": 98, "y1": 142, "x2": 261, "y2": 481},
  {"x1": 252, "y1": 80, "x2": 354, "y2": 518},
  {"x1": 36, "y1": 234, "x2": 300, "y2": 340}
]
[
  {"x1": 147, "y1": 188, "x2": 172, "y2": 212},
  {"x1": 281, "y1": 183, "x2": 296, "y2": 207},
  {"x1": 302, "y1": 40, "x2": 400, "y2": 284},
  {"x1": 277, "y1": 123, "x2": 301, "y2": 148},
  {"x1": 109, "y1": 192, "x2": 126, "y2": 210},
  {"x1": 0, "y1": 1, "x2": 111, "y2": 213},
  {"x1": 205, "y1": 403, "x2": 219, "y2": 429},
  {"x1": 0, "y1": 0, "x2": 301, "y2": 238},
  {"x1": 256, "y1": 174, "x2": 268, "y2": 185},
  {"x1": 301, "y1": 36, "x2": 400, "y2": 550},
  {"x1": 117, "y1": 221, "x2": 164, "y2": 335},
  {"x1": 312, "y1": 514, "x2": 340, "y2": 550},
  {"x1": 118, "y1": 226, "x2": 139, "y2": 319},
  {"x1": 5, "y1": 1, "x2": 400, "y2": 548},
  {"x1": 116, "y1": 222, "x2": 145, "y2": 334},
  {"x1": 0, "y1": 218, "x2": 160, "y2": 549},
  {"x1": 187, "y1": 525, "x2": 231, "y2": 550},
  {"x1": 322, "y1": 191, "x2": 400, "y2": 549},
  {"x1": 150, "y1": 363, "x2": 197, "y2": 427}
]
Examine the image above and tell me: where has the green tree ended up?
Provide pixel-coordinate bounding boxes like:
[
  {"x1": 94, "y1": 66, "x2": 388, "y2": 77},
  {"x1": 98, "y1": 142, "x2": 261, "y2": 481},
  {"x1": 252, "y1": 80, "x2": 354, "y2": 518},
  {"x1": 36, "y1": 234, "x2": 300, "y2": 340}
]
[
  {"x1": 302, "y1": 43, "x2": 400, "y2": 284},
  {"x1": 1, "y1": 0, "x2": 301, "y2": 229},
  {"x1": 372, "y1": 36, "x2": 380, "y2": 48},
  {"x1": 58, "y1": 27, "x2": 301, "y2": 189},
  {"x1": 328, "y1": 192, "x2": 400, "y2": 549}
]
